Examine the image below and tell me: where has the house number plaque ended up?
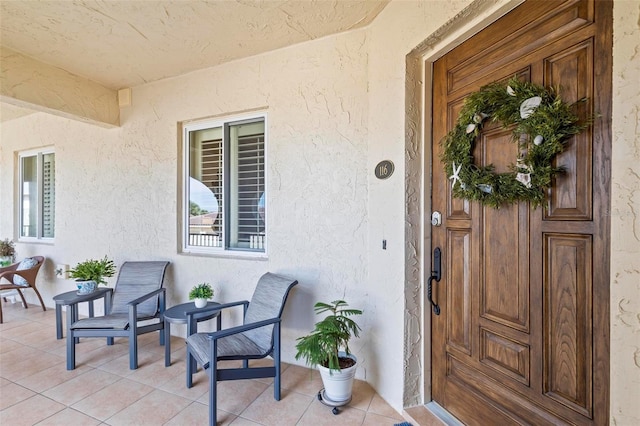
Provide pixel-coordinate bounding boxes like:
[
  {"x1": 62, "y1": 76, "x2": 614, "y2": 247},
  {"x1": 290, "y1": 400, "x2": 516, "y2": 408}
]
[{"x1": 375, "y1": 160, "x2": 394, "y2": 180}]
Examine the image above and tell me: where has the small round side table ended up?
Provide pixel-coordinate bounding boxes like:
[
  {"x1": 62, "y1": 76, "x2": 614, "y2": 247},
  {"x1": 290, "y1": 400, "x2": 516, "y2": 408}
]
[{"x1": 163, "y1": 301, "x2": 221, "y2": 367}]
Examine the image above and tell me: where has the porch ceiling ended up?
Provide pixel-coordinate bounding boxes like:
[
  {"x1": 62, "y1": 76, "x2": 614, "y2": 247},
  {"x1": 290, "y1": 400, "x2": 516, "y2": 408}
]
[{"x1": 0, "y1": 0, "x2": 388, "y2": 124}]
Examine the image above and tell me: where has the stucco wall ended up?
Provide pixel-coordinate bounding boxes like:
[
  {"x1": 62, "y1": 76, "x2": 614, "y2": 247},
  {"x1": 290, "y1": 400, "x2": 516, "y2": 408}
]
[
  {"x1": 0, "y1": 28, "x2": 371, "y2": 377},
  {"x1": 0, "y1": 0, "x2": 638, "y2": 420},
  {"x1": 365, "y1": 0, "x2": 477, "y2": 409},
  {"x1": 611, "y1": 1, "x2": 640, "y2": 424}
]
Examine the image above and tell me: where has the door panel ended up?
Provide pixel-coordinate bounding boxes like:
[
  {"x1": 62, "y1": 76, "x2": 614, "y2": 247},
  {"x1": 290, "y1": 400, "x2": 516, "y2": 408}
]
[
  {"x1": 545, "y1": 39, "x2": 594, "y2": 219},
  {"x1": 446, "y1": 229, "x2": 472, "y2": 355},
  {"x1": 430, "y1": 1, "x2": 611, "y2": 424},
  {"x1": 544, "y1": 233, "x2": 593, "y2": 416}
]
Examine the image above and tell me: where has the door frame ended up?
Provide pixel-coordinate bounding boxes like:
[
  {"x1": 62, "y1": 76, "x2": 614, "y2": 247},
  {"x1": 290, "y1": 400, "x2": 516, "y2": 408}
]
[{"x1": 402, "y1": 0, "x2": 526, "y2": 411}]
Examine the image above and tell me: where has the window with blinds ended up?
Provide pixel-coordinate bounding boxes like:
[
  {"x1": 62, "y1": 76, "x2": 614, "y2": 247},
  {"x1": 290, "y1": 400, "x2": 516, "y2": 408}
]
[
  {"x1": 184, "y1": 114, "x2": 266, "y2": 254},
  {"x1": 19, "y1": 149, "x2": 55, "y2": 240}
]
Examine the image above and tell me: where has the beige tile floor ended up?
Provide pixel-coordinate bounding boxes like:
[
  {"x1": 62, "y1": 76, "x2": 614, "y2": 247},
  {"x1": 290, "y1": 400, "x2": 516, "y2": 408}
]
[{"x1": 0, "y1": 301, "x2": 412, "y2": 425}]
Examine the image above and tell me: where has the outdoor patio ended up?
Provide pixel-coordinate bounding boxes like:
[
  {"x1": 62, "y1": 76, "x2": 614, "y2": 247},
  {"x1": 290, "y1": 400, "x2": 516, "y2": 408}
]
[{"x1": 0, "y1": 300, "x2": 428, "y2": 426}]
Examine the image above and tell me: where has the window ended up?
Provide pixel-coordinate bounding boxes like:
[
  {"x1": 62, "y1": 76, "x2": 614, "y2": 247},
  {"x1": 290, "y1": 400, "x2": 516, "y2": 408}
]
[
  {"x1": 19, "y1": 149, "x2": 55, "y2": 240},
  {"x1": 183, "y1": 113, "x2": 266, "y2": 254}
]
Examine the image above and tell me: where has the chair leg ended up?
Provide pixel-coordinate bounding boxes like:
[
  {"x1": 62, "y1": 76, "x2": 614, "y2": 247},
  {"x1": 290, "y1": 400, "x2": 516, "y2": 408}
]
[
  {"x1": 66, "y1": 332, "x2": 76, "y2": 370},
  {"x1": 128, "y1": 307, "x2": 138, "y2": 370},
  {"x1": 31, "y1": 287, "x2": 47, "y2": 312},
  {"x1": 0, "y1": 297, "x2": 3, "y2": 324},
  {"x1": 129, "y1": 333, "x2": 138, "y2": 370},
  {"x1": 15, "y1": 289, "x2": 28, "y2": 309},
  {"x1": 186, "y1": 347, "x2": 194, "y2": 388},
  {"x1": 209, "y1": 338, "x2": 218, "y2": 426},
  {"x1": 274, "y1": 323, "x2": 281, "y2": 401},
  {"x1": 66, "y1": 307, "x2": 76, "y2": 371},
  {"x1": 209, "y1": 362, "x2": 217, "y2": 426}
]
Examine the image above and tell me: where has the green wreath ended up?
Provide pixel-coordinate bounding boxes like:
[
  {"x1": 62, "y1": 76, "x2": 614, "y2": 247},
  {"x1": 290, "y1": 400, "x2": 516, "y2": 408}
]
[{"x1": 440, "y1": 77, "x2": 588, "y2": 208}]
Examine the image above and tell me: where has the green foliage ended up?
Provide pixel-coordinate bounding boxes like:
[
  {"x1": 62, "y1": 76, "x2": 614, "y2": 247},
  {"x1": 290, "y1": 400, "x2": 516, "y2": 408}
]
[
  {"x1": 69, "y1": 256, "x2": 116, "y2": 285},
  {"x1": 0, "y1": 238, "x2": 15, "y2": 257},
  {"x1": 190, "y1": 202, "x2": 208, "y2": 216},
  {"x1": 295, "y1": 300, "x2": 362, "y2": 373},
  {"x1": 189, "y1": 282, "x2": 214, "y2": 300},
  {"x1": 441, "y1": 77, "x2": 590, "y2": 208}
]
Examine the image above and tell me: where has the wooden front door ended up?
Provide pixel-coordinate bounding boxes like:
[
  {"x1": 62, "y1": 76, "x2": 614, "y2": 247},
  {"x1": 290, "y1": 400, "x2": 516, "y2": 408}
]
[{"x1": 430, "y1": 1, "x2": 611, "y2": 424}]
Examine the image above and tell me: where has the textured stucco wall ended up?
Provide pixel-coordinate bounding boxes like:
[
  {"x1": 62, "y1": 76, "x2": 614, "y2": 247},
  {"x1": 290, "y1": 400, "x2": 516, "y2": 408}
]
[
  {"x1": 366, "y1": 0, "x2": 477, "y2": 409},
  {"x1": 611, "y1": 1, "x2": 640, "y2": 424},
  {"x1": 0, "y1": 29, "x2": 371, "y2": 377},
  {"x1": 0, "y1": 46, "x2": 119, "y2": 127},
  {"x1": 0, "y1": 0, "x2": 638, "y2": 419}
]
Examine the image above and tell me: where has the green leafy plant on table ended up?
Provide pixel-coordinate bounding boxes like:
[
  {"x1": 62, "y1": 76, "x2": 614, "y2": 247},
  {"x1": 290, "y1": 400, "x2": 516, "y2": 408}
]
[
  {"x1": 69, "y1": 256, "x2": 116, "y2": 285},
  {"x1": 189, "y1": 282, "x2": 214, "y2": 300}
]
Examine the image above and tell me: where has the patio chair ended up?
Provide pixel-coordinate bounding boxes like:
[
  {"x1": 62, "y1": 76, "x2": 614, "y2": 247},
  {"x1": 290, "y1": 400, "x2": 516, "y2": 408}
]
[
  {"x1": 66, "y1": 261, "x2": 169, "y2": 370},
  {"x1": 0, "y1": 256, "x2": 46, "y2": 324},
  {"x1": 185, "y1": 272, "x2": 298, "y2": 426}
]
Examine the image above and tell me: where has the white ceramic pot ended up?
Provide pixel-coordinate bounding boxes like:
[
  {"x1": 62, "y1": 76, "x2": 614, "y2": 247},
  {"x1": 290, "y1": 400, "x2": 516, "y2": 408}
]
[
  {"x1": 0, "y1": 256, "x2": 13, "y2": 267},
  {"x1": 194, "y1": 298, "x2": 207, "y2": 308},
  {"x1": 317, "y1": 352, "x2": 357, "y2": 403},
  {"x1": 76, "y1": 280, "x2": 98, "y2": 295}
]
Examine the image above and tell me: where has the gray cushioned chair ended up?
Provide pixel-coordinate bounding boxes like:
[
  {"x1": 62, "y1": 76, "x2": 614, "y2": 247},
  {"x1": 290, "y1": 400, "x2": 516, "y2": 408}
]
[
  {"x1": 185, "y1": 272, "x2": 298, "y2": 426},
  {"x1": 66, "y1": 261, "x2": 169, "y2": 370}
]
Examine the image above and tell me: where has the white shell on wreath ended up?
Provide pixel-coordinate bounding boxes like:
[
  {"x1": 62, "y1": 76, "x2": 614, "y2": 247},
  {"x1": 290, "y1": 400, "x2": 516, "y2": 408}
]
[
  {"x1": 477, "y1": 184, "x2": 493, "y2": 194},
  {"x1": 516, "y1": 172, "x2": 532, "y2": 188},
  {"x1": 533, "y1": 135, "x2": 544, "y2": 145},
  {"x1": 520, "y1": 96, "x2": 542, "y2": 119},
  {"x1": 466, "y1": 123, "x2": 476, "y2": 134}
]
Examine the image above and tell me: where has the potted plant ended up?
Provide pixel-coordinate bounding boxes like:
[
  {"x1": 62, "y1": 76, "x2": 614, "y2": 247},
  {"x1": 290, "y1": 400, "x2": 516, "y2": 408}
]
[
  {"x1": 0, "y1": 238, "x2": 16, "y2": 267},
  {"x1": 295, "y1": 300, "x2": 362, "y2": 404},
  {"x1": 69, "y1": 256, "x2": 116, "y2": 294},
  {"x1": 189, "y1": 282, "x2": 214, "y2": 308}
]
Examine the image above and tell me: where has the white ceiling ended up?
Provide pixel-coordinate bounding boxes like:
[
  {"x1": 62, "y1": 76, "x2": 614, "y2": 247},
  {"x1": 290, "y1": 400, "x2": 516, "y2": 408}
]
[{"x1": 0, "y1": 0, "x2": 388, "y2": 90}]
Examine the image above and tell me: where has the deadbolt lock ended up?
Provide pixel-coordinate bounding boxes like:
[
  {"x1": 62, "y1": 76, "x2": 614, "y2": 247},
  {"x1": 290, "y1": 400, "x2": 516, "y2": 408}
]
[{"x1": 431, "y1": 211, "x2": 442, "y2": 227}]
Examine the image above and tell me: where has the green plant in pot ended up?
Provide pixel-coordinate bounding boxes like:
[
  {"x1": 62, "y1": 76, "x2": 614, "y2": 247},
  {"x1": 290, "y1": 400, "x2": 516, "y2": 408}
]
[
  {"x1": 0, "y1": 238, "x2": 16, "y2": 267},
  {"x1": 69, "y1": 256, "x2": 116, "y2": 294},
  {"x1": 189, "y1": 282, "x2": 214, "y2": 308},
  {"x1": 295, "y1": 300, "x2": 362, "y2": 404}
]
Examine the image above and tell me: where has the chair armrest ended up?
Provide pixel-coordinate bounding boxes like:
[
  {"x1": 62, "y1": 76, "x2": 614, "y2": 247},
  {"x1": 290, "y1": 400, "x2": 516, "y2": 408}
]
[
  {"x1": 206, "y1": 317, "x2": 281, "y2": 341},
  {"x1": 184, "y1": 300, "x2": 248, "y2": 318},
  {"x1": 0, "y1": 270, "x2": 15, "y2": 282},
  {"x1": 127, "y1": 287, "x2": 166, "y2": 306},
  {"x1": 0, "y1": 270, "x2": 27, "y2": 281},
  {"x1": 0, "y1": 266, "x2": 21, "y2": 282},
  {"x1": 0, "y1": 262, "x2": 19, "y2": 274}
]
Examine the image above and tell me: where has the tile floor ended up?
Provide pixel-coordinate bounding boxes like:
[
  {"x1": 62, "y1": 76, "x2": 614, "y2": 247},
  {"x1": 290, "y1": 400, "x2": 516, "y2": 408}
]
[{"x1": 0, "y1": 301, "x2": 415, "y2": 425}]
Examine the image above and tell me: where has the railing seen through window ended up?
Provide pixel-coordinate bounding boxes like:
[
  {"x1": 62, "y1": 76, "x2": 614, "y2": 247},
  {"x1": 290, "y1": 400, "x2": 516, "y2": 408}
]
[{"x1": 186, "y1": 115, "x2": 266, "y2": 253}]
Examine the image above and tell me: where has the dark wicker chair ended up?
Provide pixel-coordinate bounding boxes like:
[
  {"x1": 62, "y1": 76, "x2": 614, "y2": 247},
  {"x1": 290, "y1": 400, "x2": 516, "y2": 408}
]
[
  {"x1": 0, "y1": 256, "x2": 46, "y2": 323},
  {"x1": 186, "y1": 272, "x2": 298, "y2": 426},
  {"x1": 66, "y1": 261, "x2": 169, "y2": 370}
]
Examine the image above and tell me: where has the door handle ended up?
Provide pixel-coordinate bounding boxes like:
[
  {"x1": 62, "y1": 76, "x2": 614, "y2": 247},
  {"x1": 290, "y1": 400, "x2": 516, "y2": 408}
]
[{"x1": 428, "y1": 247, "x2": 441, "y2": 315}]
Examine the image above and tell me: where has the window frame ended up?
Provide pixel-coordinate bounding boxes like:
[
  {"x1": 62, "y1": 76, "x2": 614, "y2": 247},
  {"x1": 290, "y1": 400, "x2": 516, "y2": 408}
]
[
  {"x1": 181, "y1": 112, "x2": 268, "y2": 258},
  {"x1": 18, "y1": 147, "x2": 56, "y2": 243}
]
